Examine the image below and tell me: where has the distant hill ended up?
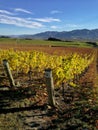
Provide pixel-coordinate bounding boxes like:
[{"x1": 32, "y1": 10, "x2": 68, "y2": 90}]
[
  {"x1": 18, "y1": 29, "x2": 98, "y2": 41},
  {"x1": 6, "y1": 29, "x2": 98, "y2": 41},
  {"x1": 0, "y1": 36, "x2": 10, "y2": 38}
]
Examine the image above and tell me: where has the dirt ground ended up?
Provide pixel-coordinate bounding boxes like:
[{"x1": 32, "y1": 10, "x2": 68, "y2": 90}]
[{"x1": 0, "y1": 42, "x2": 94, "y2": 54}]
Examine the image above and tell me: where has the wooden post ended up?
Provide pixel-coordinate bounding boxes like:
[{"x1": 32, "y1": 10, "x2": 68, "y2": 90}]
[
  {"x1": 3, "y1": 59, "x2": 15, "y2": 88},
  {"x1": 45, "y1": 68, "x2": 55, "y2": 107},
  {"x1": 62, "y1": 82, "x2": 65, "y2": 98}
]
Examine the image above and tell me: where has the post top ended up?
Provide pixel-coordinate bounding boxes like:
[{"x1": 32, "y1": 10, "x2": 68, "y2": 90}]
[
  {"x1": 3, "y1": 59, "x2": 8, "y2": 62},
  {"x1": 45, "y1": 68, "x2": 52, "y2": 72}
]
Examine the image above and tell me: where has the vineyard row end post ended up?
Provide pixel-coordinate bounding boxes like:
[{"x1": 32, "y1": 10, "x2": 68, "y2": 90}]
[
  {"x1": 3, "y1": 59, "x2": 15, "y2": 88},
  {"x1": 45, "y1": 68, "x2": 55, "y2": 107}
]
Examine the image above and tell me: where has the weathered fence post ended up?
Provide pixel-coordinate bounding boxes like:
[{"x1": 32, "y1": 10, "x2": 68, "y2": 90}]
[
  {"x1": 3, "y1": 59, "x2": 15, "y2": 88},
  {"x1": 45, "y1": 68, "x2": 55, "y2": 107}
]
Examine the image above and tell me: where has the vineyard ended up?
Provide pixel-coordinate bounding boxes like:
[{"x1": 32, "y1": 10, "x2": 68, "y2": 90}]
[
  {"x1": 0, "y1": 42, "x2": 98, "y2": 129},
  {"x1": 0, "y1": 49, "x2": 94, "y2": 86}
]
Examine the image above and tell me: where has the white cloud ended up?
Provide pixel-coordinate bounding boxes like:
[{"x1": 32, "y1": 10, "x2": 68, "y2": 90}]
[
  {"x1": 0, "y1": 9, "x2": 61, "y2": 29},
  {"x1": 14, "y1": 8, "x2": 32, "y2": 14},
  {"x1": 50, "y1": 10, "x2": 62, "y2": 14},
  {"x1": 0, "y1": 14, "x2": 43, "y2": 28},
  {"x1": 50, "y1": 26, "x2": 58, "y2": 29},
  {"x1": 0, "y1": 9, "x2": 13, "y2": 15},
  {"x1": 33, "y1": 17, "x2": 61, "y2": 22}
]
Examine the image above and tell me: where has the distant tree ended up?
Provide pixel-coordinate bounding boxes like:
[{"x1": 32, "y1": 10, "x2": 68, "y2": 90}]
[
  {"x1": 25, "y1": 38, "x2": 32, "y2": 40},
  {"x1": 86, "y1": 41, "x2": 97, "y2": 47},
  {"x1": 0, "y1": 36, "x2": 10, "y2": 38},
  {"x1": 48, "y1": 37, "x2": 62, "y2": 41}
]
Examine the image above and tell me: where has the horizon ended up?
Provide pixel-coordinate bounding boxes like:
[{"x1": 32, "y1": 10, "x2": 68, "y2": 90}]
[
  {"x1": 0, "y1": 0, "x2": 98, "y2": 35},
  {"x1": 1, "y1": 28, "x2": 98, "y2": 36}
]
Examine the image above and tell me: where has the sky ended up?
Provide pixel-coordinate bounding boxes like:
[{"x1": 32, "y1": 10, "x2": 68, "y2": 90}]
[{"x1": 0, "y1": 0, "x2": 98, "y2": 35}]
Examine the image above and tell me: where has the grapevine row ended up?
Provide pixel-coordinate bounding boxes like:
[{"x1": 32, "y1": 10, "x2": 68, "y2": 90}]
[{"x1": 0, "y1": 49, "x2": 94, "y2": 87}]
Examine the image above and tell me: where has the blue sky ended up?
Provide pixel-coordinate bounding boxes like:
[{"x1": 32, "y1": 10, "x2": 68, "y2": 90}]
[{"x1": 0, "y1": 0, "x2": 98, "y2": 35}]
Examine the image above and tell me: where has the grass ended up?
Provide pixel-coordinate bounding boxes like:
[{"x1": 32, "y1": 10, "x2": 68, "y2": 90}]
[{"x1": 0, "y1": 37, "x2": 97, "y2": 48}]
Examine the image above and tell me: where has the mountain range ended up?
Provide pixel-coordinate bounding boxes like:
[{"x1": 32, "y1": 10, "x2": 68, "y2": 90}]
[
  {"x1": 18, "y1": 29, "x2": 98, "y2": 41},
  {"x1": 2, "y1": 29, "x2": 98, "y2": 41}
]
